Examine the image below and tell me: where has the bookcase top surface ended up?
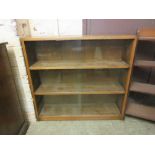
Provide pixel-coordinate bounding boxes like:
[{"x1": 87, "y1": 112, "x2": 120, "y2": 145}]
[{"x1": 21, "y1": 35, "x2": 136, "y2": 41}]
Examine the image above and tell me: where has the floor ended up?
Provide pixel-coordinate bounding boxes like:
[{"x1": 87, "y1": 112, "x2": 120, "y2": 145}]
[{"x1": 26, "y1": 116, "x2": 155, "y2": 135}]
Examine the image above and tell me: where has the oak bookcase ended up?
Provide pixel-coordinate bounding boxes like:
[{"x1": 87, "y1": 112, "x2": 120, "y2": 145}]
[{"x1": 21, "y1": 35, "x2": 137, "y2": 120}]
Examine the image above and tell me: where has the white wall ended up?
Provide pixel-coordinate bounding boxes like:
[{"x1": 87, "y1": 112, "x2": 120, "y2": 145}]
[
  {"x1": 29, "y1": 19, "x2": 82, "y2": 36},
  {"x1": 0, "y1": 19, "x2": 82, "y2": 122}
]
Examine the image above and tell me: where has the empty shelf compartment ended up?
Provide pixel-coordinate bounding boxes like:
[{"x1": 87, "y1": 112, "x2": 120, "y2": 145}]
[
  {"x1": 38, "y1": 95, "x2": 122, "y2": 119},
  {"x1": 126, "y1": 93, "x2": 155, "y2": 121},
  {"x1": 32, "y1": 69, "x2": 126, "y2": 95}
]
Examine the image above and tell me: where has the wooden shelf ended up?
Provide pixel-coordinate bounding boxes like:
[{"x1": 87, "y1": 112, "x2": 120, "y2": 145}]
[
  {"x1": 39, "y1": 95, "x2": 121, "y2": 120},
  {"x1": 35, "y1": 82, "x2": 125, "y2": 95},
  {"x1": 126, "y1": 97, "x2": 155, "y2": 121},
  {"x1": 30, "y1": 60, "x2": 129, "y2": 70},
  {"x1": 134, "y1": 60, "x2": 155, "y2": 68},
  {"x1": 130, "y1": 81, "x2": 155, "y2": 95}
]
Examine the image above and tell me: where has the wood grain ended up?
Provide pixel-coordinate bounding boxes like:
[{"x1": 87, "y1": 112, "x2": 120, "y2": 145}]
[
  {"x1": 134, "y1": 60, "x2": 155, "y2": 68},
  {"x1": 130, "y1": 81, "x2": 155, "y2": 95},
  {"x1": 120, "y1": 38, "x2": 137, "y2": 117},
  {"x1": 21, "y1": 35, "x2": 136, "y2": 41},
  {"x1": 126, "y1": 97, "x2": 155, "y2": 121},
  {"x1": 30, "y1": 60, "x2": 129, "y2": 70},
  {"x1": 138, "y1": 28, "x2": 155, "y2": 40},
  {"x1": 39, "y1": 114, "x2": 122, "y2": 121},
  {"x1": 21, "y1": 40, "x2": 39, "y2": 119},
  {"x1": 35, "y1": 82, "x2": 125, "y2": 95}
]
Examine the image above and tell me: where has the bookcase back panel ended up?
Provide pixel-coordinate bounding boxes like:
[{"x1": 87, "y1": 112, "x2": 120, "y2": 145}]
[
  {"x1": 25, "y1": 42, "x2": 37, "y2": 65},
  {"x1": 129, "y1": 92, "x2": 155, "y2": 107},
  {"x1": 149, "y1": 69, "x2": 155, "y2": 84},
  {"x1": 136, "y1": 41, "x2": 155, "y2": 60},
  {"x1": 30, "y1": 71, "x2": 41, "y2": 89},
  {"x1": 132, "y1": 67, "x2": 151, "y2": 83}
]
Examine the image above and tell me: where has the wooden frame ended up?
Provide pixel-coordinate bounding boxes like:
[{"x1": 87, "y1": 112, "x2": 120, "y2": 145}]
[{"x1": 21, "y1": 35, "x2": 137, "y2": 121}]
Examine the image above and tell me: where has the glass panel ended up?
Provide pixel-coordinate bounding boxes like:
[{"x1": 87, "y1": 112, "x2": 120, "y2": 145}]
[
  {"x1": 25, "y1": 40, "x2": 132, "y2": 69},
  {"x1": 32, "y1": 69, "x2": 127, "y2": 95},
  {"x1": 37, "y1": 95, "x2": 122, "y2": 116}
]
